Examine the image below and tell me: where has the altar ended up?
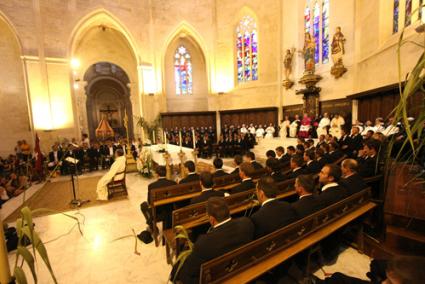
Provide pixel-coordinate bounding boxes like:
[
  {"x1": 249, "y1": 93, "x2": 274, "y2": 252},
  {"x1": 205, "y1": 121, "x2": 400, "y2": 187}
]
[{"x1": 148, "y1": 144, "x2": 194, "y2": 166}]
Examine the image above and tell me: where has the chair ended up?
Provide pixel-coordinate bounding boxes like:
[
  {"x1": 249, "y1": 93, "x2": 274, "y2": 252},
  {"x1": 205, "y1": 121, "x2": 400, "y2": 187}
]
[{"x1": 107, "y1": 168, "x2": 127, "y2": 198}]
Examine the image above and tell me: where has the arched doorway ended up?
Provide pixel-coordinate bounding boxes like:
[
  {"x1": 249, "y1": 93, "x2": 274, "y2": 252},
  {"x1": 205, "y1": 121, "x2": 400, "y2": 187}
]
[{"x1": 84, "y1": 62, "x2": 134, "y2": 139}]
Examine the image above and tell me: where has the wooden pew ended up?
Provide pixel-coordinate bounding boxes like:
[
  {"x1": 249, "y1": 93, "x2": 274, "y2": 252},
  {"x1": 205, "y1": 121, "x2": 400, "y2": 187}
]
[
  {"x1": 163, "y1": 178, "x2": 297, "y2": 263},
  {"x1": 200, "y1": 188, "x2": 377, "y2": 284}
]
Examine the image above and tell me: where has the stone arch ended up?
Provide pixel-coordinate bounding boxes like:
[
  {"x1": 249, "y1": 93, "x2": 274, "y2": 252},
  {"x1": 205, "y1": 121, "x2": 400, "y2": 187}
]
[{"x1": 163, "y1": 24, "x2": 209, "y2": 112}]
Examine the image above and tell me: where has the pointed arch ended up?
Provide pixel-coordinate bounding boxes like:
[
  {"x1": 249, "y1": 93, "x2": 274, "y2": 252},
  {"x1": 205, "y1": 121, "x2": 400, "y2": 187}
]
[
  {"x1": 68, "y1": 8, "x2": 140, "y2": 65},
  {"x1": 0, "y1": 10, "x2": 23, "y2": 54}
]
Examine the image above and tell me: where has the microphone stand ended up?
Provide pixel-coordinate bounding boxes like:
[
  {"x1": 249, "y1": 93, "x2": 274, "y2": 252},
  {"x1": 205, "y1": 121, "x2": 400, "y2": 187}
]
[{"x1": 69, "y1": 150, "x2": 90, "y2": 207}]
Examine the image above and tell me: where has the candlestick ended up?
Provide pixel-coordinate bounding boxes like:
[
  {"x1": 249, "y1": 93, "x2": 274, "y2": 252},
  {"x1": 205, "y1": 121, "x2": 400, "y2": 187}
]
[
  {"x1": 179, "y1": 131, "x2": 182, "y2": 151},
  {"x1": 192, "y1": 129, "x2": 196, "y2": 149},
  {"x1": 152, "y1": 130, "x2": 155, "y2": 144}
]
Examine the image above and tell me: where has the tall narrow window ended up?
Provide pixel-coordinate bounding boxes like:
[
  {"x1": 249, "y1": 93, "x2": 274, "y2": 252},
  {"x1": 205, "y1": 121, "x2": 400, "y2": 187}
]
[
  {"x1": 236, "y1": 15, "x2": 258, "y2": 83},
  {"x1": 322, "y1": 0, "x2": 330, "y2": 64},
  {"x1": 393, "y1": 0, "x2": 400, "y2": 33},
  {"x1": 174, "y1": 46, "x2": 192, "y2": 95},
  {"x1": 405, "y1": 0, "x2": 412, "y2": 26},
  {"x1": 304, "y1": 1, "x2": 311, "y2": 33},
  {"x1": 313, "y1": 1, "x2": 320, "y2": 64}
]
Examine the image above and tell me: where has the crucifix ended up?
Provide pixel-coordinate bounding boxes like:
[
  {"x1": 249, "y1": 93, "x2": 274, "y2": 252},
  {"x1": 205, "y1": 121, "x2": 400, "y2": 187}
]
[{"x1": 99, "y1": 105, "x2": 118, "y2": 126}]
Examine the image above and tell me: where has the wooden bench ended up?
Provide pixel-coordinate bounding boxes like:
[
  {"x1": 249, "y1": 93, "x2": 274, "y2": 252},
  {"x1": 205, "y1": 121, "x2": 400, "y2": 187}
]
[
  {"x1": 163, "y1": 178, "x2": 297, "y2": 263},
  {"x1": 199, "y1": 188, "x2": 377, "y2": 284}
]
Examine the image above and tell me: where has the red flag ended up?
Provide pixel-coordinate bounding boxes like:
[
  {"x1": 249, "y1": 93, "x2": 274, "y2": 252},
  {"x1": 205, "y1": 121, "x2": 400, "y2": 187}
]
[{"x1": 34, "y1": 133, "x2": 43, "y2": 173}]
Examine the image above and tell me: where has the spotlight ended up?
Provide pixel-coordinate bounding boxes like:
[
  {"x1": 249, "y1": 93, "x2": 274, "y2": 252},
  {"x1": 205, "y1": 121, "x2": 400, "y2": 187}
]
[{"x1": 70, "y1": 58, "x2": 80, "y2": 70}]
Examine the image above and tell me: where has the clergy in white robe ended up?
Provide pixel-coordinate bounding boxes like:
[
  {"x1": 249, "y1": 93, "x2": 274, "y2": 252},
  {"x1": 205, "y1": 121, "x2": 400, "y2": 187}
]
[
  {"x1": 329, "y1": 114, "x2": 345, "y2": 139},
  {"x1": 280, "y1": 116, "x2": 291, "y2": 138},
  {"x1": 256, "y1": 125, "x2": 265, "y2": 138},
  {"x1": 317, "y1": 113, "x2": 330, "y2": 137},
  {"x1": 96, "y1": 149, "x2": 127, "y2": 201},
  {"x1": 265, "y1": 123, "x2": 275, "y2": 139},
  {"x1": 289, "y1": 115, "x2": 301, "y2": 138}
]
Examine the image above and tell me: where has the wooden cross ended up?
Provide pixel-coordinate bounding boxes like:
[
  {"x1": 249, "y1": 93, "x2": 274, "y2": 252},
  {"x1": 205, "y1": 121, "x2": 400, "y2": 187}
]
[{"x1": 99, "y1": 105, "x2": 118, "y2": 124}]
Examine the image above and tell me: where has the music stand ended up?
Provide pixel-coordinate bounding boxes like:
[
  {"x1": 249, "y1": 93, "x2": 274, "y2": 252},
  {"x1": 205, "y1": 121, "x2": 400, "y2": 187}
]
[{"x1": 65, "y1": 157, "x2": 90, "y2": 207}]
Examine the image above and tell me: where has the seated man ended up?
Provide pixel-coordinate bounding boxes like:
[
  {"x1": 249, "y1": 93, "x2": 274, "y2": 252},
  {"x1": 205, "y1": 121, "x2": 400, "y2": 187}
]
[
  {"x1": 266, "y1": 158, "x2": 286, "y2": 182},
  {"x1": 340, "y1": 159, "x2": 367, "y2": 196},
  {"x1": 179, "y1": 161, "x2": 200, "y2": 184},
  {"x1": 357, "y1": 139, "x2": 380, "y2": 177},
  {"x1": 304, "y1": 149, "x2": 321, "y2": 174},
  {"x1": 96, "y1": 149, "x2": 127, "y2": 201},
  {"x1": 48, "y1": 144, "x2": 63, "y2": 173},
  {"x1": 212, "y1": 158, "x2": 228, "y2": 178},
  {"x1": 190, "y1": 172, "x2": 225, "y2": 205},
  {"x1": 285, "y1": 155, "x2": 308, "y2": 179},
  {"x1": 243, "y1": 151, "x2": 263, "y2": 170},
  {"x1": 146, "y1": 165, "x2": 177, "y2": 229},
  {"x1": 173, "y1": 197, "x2": 254, "y2": 284},
  {"x1": 317, "y1": 164, "x2": 347, "y2": 209},
  {"x1": 230, "y1": 162, "x2": 255, "y2": 194},
  {"x1": 275, "y1": 146, "x2": 290, "y2": 168},
  {"x1": 292, "y1": 175, "x2": 320, "y2": 218},
  {"x1": 230, "y1": 155, "x2": 242, "y2": 175},
  {"x1": 328, "y1": 142, "x2": 344, "y2": 163},
  {"x1": 265, "y1": 150, "x2": 276, "y2": 159},
  {"x1": 250, "y1": 176, "x2": 297, "y2": 238}
]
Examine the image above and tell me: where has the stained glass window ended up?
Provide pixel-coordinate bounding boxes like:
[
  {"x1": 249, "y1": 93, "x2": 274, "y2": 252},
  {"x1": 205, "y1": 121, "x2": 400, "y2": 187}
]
[
  {"x1": 393, "y1": 0, "x2": 400, "y2": 33},
  {"x1": 174, "y1": 46, "x2": 192, "y2": 95},
  {"x1": 304, "y1": 2, "x2": 311, "y2": 34},
  {"x1": 313, "y1": 1, "x2": 320, "y2": 64},
  {"x1": 322, "y1": 0, "x2": 330, "y2": 64},
  {"x1": 405, "y1": 0, "x2": 412, "y2": 26},
  {"x1": 236, "y1": 15, "x2": 258, "y2": 83}
]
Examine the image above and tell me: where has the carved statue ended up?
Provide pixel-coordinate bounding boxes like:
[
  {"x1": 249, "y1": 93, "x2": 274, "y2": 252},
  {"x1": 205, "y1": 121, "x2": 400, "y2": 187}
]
[
  {"x1": 330, "y1": 26, "x2": 347, "y2": 78},
  {"x1": 282, "y1": 48, "x2": 295, "y2": 89},
  {"x1": 302, "y1": 32, "x2": 316, "y2": 75}
]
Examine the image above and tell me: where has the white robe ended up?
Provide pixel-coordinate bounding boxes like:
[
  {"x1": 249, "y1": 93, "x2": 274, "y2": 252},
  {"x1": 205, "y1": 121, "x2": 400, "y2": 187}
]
[
  {"x1": 265, "y1": 127, "x2": 275, "y2": 139},
  {"x1": 329, "y1": 117, "x2": 345, "y2": 139},
  {"x1": 317, "y1": 117, "x2": 330, "y2": 137},
  {"x1": 256, "y1": 128, "x2": 265, "y2": 138},
  {"x1": 289, "y1": 120, "x2": 300, "y2": 138},
  {"x1": 280, "y1": 120, "x2": 290, "y2": 138},
  {"x1": 96, "y1": 156, "x2": 127, "y2": 200}
]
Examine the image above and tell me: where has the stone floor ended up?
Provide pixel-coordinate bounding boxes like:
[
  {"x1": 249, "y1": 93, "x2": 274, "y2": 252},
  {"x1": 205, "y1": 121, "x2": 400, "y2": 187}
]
[{"x1": 1, "y1": 138, "x2": 371, "y2": 283}]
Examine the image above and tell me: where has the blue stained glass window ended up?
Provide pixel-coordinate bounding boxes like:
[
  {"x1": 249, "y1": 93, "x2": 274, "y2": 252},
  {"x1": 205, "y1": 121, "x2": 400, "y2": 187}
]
[
  {"x1": 322, "y1": 0, "x2": 329, "y2": 63},
  {"x1": 174, "y1": 46, "x2": 192, "y2": 95},
  {"x1": 236, "y1": 15, "x2": 258, "y2": 83},
  {"x1": 393, "y1": 0, "x2": 399, "y2": 33},
  {"x1": 405, "y1": 0, "x2": 412, "y2": 26},
  {"x1": 313, "y1": 1, "x2": 320, "y2": 64}
]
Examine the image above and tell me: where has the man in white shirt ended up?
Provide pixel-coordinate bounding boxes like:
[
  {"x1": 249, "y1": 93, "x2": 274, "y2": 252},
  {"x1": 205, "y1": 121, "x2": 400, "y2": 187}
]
[{"x1": 240, "y1": 124, "x2": 248, "y2": 134}]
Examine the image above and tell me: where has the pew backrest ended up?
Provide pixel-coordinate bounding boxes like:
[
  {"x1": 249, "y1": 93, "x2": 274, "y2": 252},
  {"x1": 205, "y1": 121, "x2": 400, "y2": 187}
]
[
  {"x1": 200, "y1": 187, "x2": 376, "y2": 284},
  {"x1": 151, "y1": 181, "x2": 201, "y2": 207}
]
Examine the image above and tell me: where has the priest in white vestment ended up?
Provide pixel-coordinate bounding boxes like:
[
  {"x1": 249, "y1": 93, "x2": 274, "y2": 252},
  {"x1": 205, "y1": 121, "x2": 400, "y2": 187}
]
[
  {"x1": 289, "y1": 115, "x2": 300, "y2": 138},
  {"x1": 96, "y1": 149, "x2": 127, "y2": 201},
  {"x1": 329, "y1": 114, "x2": 345, "y2": 139},
  {"x1": 256, "y1": 125, "x2": 265, "y2": 139},
  {"x1": 265, "y1": 123, "x2": 275, "y2": 139},
  {"x1": 280, "y1": 116, "x2": 291, "y2": 138},
  {"x1": 317, "y1": 113, "x2": 330, "y2": 137}
]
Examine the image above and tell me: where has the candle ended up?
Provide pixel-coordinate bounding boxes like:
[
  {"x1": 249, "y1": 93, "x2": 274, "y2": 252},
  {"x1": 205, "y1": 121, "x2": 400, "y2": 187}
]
[
  {"x1": 152, "y1": 130, "x2": 155, "y2": 144},
  {"x1": 163, "y1": 131, "x2": 167, "y2": 149},
  {"x1": 192, "y1": 129, "x2": 196, "y2": 149},
  {"x1": 179, "y1": 131, "x2": 182, "y2": 150}
]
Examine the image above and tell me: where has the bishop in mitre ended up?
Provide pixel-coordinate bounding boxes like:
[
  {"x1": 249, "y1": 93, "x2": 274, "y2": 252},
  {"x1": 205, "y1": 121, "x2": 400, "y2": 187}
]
[{"x1": 96, "y1": 148, "x2": 127, "y2": 200}]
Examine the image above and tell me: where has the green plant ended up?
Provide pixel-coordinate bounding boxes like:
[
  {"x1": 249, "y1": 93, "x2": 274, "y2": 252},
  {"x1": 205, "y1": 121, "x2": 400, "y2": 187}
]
[
  {"x1": 170, "y1": 226, "x2": 194, "y2": 282},
  {"x1": 11, "y1": 207, "x2": 83, "y2": 284},
  {"x1": 135, "y1": 115, "x2": 162, "y2": 137}
]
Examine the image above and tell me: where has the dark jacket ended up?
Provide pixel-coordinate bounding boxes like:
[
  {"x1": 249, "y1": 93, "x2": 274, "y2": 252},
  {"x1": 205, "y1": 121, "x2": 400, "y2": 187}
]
[
  {"x1": 286, "y1": 167, "x2": 308, "y2": 179},
  {"x1": 212, "y1": 169, "x2": 229, "y2": 178},
  {"x1": 175, "y1": 217, "x2": 254, "y2": 284},
  {"x1": 230, "y1": 179, "x2": 256, "y2": 194},
  {"x1": 190, "y1": 189, "x2": 225, "y2": 205},
  {"x1": 291, "y1": 194, "x2": 321, "y2": 219},
  {"x1": 251, "y1": 161, "x2": 263, "y2": 170},
  {"x1": 305, "y1": 160, "x2": 321, "y2": 174},
  {"x1": 271, "y1": 171, "x2": 286, "y2": 182},
  {"x1": 230, "y1": 167, "x2": 240, "y2": 175},
  {"x1": 339, "y1": 173, "x2": 367, "y2": 196},
  {"x1": 250, "y1": 199, "x2": 297, "y2": 238},
  {"x1": 147, "y1": 178, "x2": 177, "y2": 203},
  {"x1": 317, "y1": 184, "x2": 347, "y2": 209},
  {"x1": 180, "y1": 173, "x2": 200, "y2": 184},
  {"x1": 328, "y1": 150, "x2": 344, "y2": 163},
  {"x1": 357, "y1": 156, "x2": 377, "y2": 177}
]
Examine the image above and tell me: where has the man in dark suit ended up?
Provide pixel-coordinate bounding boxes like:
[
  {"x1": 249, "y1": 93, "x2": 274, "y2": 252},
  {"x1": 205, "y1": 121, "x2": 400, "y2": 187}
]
[
  {"x1": 338, "y1": 128, "x2": 352, "y2": 156},
  {"x1": 316, "y1": 148, "x2": 330, "y2": 169},
  {"x1": 190, "y1": 172, "x2": 225, "y2": 205},
  {"x1": 250, "y1": 176, "x2": 297, "y2": 238},
  {"x1": 48, "y1": 144, "x2": 63, "y2": 173},
  {"x1": 357, "y1": 139, "x2": 380, "y2": 177},
  {"x1": 230, "y1": 155, "x2": 242, "y2": 175},
  {"x1": 340, "y1": 159, "x2": 367, "y2": 196},
  {"x1": 275, "y1": 146, "x2": 290, "y2": 168},
  {"x1": 266, "y1": 158, "x2": 286, "y2": 182},
  {"x1": 304, "y1": 149, "x2": 321, "y2": 174},
  {"x1": 292, "y1": 174, "x2": 320, "y2": 218},
  {"x1": 243, "y1": 151, "x2": 263, "y2": 170},
  {"x1": 348, "y1": 126, "x2": 363, "y2": 157},
  {"x1": 328, "y1": 142, "x2": 344, "y2": 163},
  {"x1": 179, "y1": 161, "x2": 200, "y2": 184},
  {"x1": 212, "y1": 158, "x2": 229, "y2": 178},
  {"x1": 285, "y1": 155, "x2": 308, "y2": 179},
  {"x1": 147, "y1": 166, "x2": 177, "y2": 229},
  {"x1": 173, "y1": 197, "x2": 254, "y2": 284},
  {"x1": 230, "y1": 162, "x2": 256, "y2": 194},
  {"x1": 317, "y1": 164, "x2": 347, "y2": 209}
]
